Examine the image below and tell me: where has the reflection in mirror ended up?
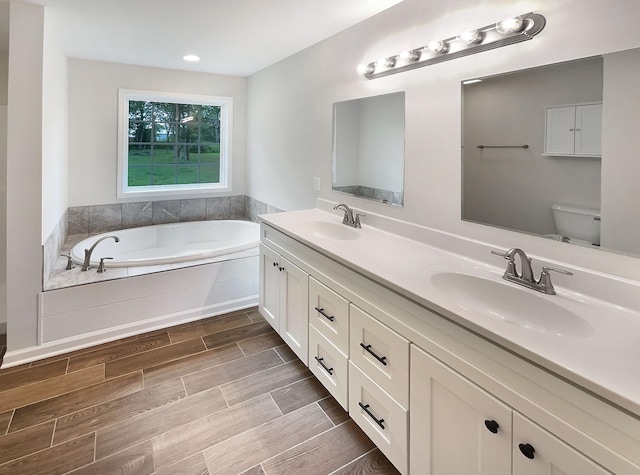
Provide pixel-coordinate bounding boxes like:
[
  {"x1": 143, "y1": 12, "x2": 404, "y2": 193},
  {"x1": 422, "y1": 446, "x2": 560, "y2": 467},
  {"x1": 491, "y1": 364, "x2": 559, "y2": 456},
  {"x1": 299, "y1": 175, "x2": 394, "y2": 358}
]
[
  {"x1": 463, "y1": 48, "x2": 640, "y2": 257},
  {"x1": 333, "y1": 92, "x2": 405, "y2": 206},
  {"x1": 462, "y1": 57, "x2": 609, "y2": 250}
]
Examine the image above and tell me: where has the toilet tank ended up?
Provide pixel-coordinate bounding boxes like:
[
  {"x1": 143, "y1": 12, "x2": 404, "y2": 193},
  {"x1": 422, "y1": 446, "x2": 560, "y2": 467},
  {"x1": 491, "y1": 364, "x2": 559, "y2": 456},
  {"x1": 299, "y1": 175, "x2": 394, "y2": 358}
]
[{"x1": 551, "y1": 204, "x2": 601, "y2": 245}]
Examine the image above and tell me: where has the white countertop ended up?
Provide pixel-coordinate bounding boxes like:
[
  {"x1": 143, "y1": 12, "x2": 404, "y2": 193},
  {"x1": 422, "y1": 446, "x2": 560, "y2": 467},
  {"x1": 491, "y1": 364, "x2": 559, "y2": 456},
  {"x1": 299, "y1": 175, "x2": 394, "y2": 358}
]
[{"x1": 260, "y1": 207, "x2": 640, "y2": 416}]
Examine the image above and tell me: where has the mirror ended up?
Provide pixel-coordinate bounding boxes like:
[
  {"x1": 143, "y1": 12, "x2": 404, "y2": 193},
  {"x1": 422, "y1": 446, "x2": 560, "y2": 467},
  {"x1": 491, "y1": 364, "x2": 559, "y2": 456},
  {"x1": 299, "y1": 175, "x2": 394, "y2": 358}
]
[
  {"x1": 462, "y1": 48, "x2": 640, "y2": 257},
  {"x1": 333, "y1": 91, "x2": 405, "y2": 206}
]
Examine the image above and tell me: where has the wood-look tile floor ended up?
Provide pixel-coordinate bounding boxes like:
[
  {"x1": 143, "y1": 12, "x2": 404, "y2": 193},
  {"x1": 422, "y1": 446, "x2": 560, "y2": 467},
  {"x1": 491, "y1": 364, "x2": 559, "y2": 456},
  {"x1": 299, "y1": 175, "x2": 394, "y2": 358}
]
[{"x1": 0, "y1": 308, "x2": 400, "y2": 475}]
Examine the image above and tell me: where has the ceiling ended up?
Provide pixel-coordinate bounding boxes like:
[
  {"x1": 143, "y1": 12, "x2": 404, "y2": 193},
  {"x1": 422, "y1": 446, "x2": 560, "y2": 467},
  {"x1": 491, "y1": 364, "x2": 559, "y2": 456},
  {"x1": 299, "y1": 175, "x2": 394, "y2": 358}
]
[{"x1": 0, "y1": 0, "x2": 404, "y2": 76}]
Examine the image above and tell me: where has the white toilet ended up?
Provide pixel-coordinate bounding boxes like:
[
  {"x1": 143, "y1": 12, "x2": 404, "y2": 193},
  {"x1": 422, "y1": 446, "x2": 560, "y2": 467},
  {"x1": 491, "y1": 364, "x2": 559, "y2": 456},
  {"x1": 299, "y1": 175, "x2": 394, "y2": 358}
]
[{"x1": 550, "y1": 204, "x2": 601, "y2": 246}]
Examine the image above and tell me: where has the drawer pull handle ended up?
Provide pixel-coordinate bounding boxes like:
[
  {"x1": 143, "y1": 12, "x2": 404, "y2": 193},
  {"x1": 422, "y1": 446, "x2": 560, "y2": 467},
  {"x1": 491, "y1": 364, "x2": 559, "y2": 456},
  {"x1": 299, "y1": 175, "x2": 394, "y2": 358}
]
[
  {"x1": 314, "y1": 356, "x2": 334, "y2": 375},
  {"x1": 314, "y1": 307, "x2": 335, "y2": 322},
  {"x1": 518, "y1": 443, "x2": 535, "y2": 460},
  {"x1": 358, "y1": 402, "x2": 385, "y2": 429},
  {"x1": 484, "y1": 419, "x2": 499, "y2": 434},
  {"x1": 360, "y1": 343, "x2": 388, "y2": 366}
]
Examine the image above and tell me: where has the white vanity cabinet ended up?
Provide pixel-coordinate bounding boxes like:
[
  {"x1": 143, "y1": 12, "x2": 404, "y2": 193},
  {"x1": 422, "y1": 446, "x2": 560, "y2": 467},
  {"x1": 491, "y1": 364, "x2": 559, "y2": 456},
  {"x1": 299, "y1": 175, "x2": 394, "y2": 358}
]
[
  {"x1": 258, "y1": 243, "x2": 309, "y2": 364},
  {"x1": 544, "y1": 103, "x2": 602, "y2": 157},
  {"x1": 259, "y1": 219, "x2": 640, "y2": 475},
  {"x1": 411, "y1": 345, "x2": 613, "y2": 475},
  {"x1": 308, "y1": 277, "x2": 350, "y2": 409},
  {"x1": 410, "y1": 344, "x2": 512, "y2": 475}
]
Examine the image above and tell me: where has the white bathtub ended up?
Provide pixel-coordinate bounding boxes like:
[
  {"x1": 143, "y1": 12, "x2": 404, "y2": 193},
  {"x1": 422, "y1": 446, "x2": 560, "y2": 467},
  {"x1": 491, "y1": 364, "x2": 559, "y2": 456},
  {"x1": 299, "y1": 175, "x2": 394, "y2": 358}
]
[{"x1": 70, "y1": 220, "x2": 260, "y2": 268}]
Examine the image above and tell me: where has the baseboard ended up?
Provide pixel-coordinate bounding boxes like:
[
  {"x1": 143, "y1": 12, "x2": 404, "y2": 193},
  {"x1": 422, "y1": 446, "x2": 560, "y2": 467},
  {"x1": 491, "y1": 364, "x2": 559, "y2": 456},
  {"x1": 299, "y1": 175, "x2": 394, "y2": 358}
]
[{"x1": 1, "y1": 295, "x2": 257, "y2": 369}]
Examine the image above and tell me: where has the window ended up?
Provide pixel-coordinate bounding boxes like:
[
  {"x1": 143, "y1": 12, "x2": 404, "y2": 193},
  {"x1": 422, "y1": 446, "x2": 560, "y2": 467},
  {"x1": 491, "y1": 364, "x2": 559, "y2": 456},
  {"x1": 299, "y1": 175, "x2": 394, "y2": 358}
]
[{"x1": 118, "y1": 90, "x2": 232, "y2": 198}]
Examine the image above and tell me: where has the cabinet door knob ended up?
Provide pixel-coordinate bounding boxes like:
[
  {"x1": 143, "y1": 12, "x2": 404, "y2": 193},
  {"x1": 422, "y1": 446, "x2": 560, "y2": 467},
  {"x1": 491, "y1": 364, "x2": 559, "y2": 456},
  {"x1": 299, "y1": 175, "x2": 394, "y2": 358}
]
[
  {"x1": 272, "y1": 262, "x2": 278, "y2": 267},
  {"x1": 279, "y1": 266, "x2": 284, "y2": 272},
  {"x1": 484, "y1": 419, "x2": 499, "y2": 434},
  {"x1": 518, "y1": 443, "x2": 536, "y2": 459}
]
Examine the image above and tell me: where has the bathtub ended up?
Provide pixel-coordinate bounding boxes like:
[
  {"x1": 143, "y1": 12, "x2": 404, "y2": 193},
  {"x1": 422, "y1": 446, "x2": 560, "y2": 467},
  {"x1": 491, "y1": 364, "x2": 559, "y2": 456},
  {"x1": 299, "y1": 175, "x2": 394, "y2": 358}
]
[{"x1": 70, "y1": 220, "x2": 260, "y2": 268}]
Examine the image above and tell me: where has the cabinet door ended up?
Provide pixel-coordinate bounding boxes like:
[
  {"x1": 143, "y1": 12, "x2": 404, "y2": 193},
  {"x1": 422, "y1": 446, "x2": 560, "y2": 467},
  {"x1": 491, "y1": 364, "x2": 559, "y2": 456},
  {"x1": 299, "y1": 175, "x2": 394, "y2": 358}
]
[
  {"x1": 545, "y1": 106, "x2": 577, "y2": 155},
  {"x1": 513, "y1": 413, "x2": 612, "y2": 475},
  {"x1": 574, "y1": 103, "x2": 602, "y2": 156},
  {"x1": 410, "y1": 345, "x2": 512, "y2": 475},
  {"x1": 279, "y1": 258, "x2": 309, "y2": 365},
  {"x1": 259, "y1": 243, "x2": 281, "y2": 332}
]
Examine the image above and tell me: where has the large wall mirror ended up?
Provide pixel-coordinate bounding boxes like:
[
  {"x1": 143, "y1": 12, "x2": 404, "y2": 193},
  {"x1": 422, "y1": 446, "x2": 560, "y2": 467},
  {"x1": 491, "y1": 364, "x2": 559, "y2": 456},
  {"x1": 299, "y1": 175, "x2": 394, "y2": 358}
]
[
  {"x1": 462, "y1": 47, "x2": 640, "y2": 257},
  {"x1": 333, "y1": 91, "x2": 405, "y2": 206}
]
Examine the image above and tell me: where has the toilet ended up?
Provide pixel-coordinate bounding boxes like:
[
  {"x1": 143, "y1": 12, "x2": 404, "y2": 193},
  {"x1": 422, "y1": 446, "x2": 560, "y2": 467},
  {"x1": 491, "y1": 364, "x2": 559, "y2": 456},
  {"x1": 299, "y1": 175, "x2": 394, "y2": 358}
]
[{"x1": 550, "y1": 204, "x2": 601, "y2": 246}]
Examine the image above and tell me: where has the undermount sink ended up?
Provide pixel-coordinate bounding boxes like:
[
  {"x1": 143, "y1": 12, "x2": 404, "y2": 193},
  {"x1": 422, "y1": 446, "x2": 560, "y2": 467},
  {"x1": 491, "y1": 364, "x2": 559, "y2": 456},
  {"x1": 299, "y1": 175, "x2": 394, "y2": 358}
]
[
  {"x1": 429, "y1": 271, "x2": 594, "y2": 338},
  {"x1": 302, "y1": 220, "x2": 360, "y2": 240}
]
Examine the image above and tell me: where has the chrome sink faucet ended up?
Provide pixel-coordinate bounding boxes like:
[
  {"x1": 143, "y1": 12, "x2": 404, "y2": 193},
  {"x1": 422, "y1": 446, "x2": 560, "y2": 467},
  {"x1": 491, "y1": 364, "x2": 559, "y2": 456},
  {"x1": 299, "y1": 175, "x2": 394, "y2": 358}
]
[
  {"x1": 492, "y1": 247, "x2": 573, "y2": 295},
  {"x1": 82, "y1": 235, "x2": 120, "y2": 271},
  {"x1": 333, "y1": 204, "x2": 365, "y2": 229}
]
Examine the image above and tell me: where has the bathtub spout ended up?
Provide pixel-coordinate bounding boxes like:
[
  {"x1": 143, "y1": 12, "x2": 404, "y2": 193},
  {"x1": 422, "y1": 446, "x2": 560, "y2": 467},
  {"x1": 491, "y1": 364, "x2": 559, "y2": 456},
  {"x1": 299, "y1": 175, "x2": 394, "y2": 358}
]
[{"x1": 82, "y1": 235, "x2": 120, "y2": 271}]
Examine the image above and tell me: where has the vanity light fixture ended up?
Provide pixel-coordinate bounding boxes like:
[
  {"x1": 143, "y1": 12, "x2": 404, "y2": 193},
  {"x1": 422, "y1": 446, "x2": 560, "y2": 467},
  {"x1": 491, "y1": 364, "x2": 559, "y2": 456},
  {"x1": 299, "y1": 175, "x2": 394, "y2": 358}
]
[{"x1": 358, "y1": 12, "x2": 545, "y2": 80}]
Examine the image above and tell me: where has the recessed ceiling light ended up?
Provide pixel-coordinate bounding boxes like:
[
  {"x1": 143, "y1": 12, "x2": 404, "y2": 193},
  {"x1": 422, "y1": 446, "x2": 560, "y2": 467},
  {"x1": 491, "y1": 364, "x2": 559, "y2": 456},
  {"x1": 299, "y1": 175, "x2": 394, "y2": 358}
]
[{"x1": 183, "y1": 55, "x2": 200, "y2": 62}]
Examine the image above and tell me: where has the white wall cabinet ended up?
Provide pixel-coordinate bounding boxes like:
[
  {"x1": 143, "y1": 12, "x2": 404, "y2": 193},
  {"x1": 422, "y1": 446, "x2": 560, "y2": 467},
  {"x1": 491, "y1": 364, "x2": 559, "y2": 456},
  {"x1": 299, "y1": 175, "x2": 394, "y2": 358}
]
[
  {"x1": 544, "y1": 103, "x2": 602, "y2": 157},
  {"x1": 259, "y1": 243, "x2": 309, "y2": 364}
]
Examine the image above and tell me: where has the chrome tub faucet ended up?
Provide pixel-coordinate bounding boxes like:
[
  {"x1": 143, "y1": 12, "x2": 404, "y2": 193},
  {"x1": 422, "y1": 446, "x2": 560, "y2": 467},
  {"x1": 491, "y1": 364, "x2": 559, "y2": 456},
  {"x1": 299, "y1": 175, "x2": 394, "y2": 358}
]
[
  {"x1": 492, "y1": 247, "x2": 573, "y2": 295},
  {"x1": 82, "y1": 235, "x2": 120, "y2": 271},
  {"x1": 333, "y1": 203, "x2": 365, "y2": 229}
]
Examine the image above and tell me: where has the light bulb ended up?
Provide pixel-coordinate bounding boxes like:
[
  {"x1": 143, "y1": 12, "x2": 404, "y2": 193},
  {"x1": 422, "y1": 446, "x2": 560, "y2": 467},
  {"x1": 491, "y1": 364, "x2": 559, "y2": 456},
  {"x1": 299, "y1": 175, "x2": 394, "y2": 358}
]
[
  {"x1": 399, "y1": 49, "x2": 421, "y2": 61},
  {"x1": 496, "y1": 17, "x2": 524, "y2": 34},
  {"x1": 357, "y1": 63, "x2": 375, "y2": 75},
  {"x1": 427, "y1": 40, "x2": 448, "y2": 54},
  {"x1": 459, "y1": 29, "x2": 483, "y2": 44}
]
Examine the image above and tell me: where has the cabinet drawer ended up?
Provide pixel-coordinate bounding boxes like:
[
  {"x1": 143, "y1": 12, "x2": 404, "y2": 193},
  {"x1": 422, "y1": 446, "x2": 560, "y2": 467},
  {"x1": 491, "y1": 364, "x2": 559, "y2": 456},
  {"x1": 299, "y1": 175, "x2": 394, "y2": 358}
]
[
  {"x1": 350, "y1": 304, "x2": 409, "y2": 408},
  {"x1": 309, "y1": 277, "x2": 349, "y2": 355},
  {"x1": 309, "y1": 325, "x2": 349, "y2": 410},
  {"x1": 349, "y1": 361, "x2": 408, "y2": 474}
]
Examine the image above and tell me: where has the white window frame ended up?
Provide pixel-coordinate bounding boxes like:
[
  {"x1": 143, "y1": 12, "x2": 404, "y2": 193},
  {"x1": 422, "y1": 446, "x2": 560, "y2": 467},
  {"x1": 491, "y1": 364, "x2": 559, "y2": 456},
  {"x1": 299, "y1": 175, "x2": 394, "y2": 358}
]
[{"x1": 117, "y1": 89, "x2": 233, "y2": 199}]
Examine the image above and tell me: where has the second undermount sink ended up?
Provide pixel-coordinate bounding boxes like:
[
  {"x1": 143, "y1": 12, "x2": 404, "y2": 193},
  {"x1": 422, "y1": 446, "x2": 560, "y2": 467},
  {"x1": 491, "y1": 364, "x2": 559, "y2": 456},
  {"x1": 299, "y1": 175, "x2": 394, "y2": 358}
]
[
  {"x1": 302, "y1": 220, "x2": 360, "y2": 240},
  {"x1": 428, "y1": 270, "x2": 594, "y2": 338}
]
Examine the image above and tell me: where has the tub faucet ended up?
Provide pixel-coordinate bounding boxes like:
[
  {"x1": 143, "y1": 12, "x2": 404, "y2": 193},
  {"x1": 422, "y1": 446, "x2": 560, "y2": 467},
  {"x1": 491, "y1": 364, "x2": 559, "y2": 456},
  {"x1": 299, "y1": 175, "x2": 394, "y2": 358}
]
[
  {"x1": 492, "y1": 247, "x2": 573, "y2": 294},
  {"x1": 333, "y1": 203, "x2": 365, "y2": 229},
  {"x1": 82, "y1": 235, "x2": 120, "y2": 271}
]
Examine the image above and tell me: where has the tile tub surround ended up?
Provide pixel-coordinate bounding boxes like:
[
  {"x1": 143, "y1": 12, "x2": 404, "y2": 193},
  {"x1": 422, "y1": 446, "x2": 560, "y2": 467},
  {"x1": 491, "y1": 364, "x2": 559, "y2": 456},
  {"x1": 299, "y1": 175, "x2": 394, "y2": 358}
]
[
  {"x1": 44, "y1": 195, "x2": 283, "y2": 290},
  {"x1": 0, "y1": 308, "x2": 399, "y2": 474},
  {"x1": 68, "y1": 196, "x2": 249, "y2": 235},
  {"x1": 333, "y1": 185, "x2": 403, "y2": 206}
]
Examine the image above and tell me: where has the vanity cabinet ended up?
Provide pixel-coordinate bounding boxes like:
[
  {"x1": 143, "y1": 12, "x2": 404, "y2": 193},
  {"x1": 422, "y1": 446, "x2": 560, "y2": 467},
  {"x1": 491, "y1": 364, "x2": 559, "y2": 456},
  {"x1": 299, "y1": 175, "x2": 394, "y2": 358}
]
[
  {"x1": 411, "y1": 345, "x2": 612, "y2": 475},
  {"x1": 544, "y1": 103, "x2": 602, "y2": 157},
  {"x1": 258, "y1": 243, "x2": 309, "y2": 364},
  {"x1": 259, "y1": 220, "x2": 639, "y2": 475}
]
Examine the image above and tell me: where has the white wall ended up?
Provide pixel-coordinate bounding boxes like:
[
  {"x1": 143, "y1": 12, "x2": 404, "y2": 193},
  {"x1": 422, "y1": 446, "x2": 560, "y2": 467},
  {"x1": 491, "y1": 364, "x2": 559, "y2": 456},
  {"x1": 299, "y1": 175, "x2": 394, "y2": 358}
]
[
  {"x1": 0, "y1": 50, "x2": 8, "y2": 105},
  {"x1": 0, "y1": 106, "x2": 6, "y2": 333},
  {"x1": 601, "y1": 48, "x2": 640, "y2": 254},
  {"x1": 6, "y1": 2, "x2": 44, "y2": 351},
  {"x1": 359, "y1": 93, "x2": 404, "y2": 192},
  {"x1": 247, "y1": 0, "x2": 640, "y2": 279},
  {"x1": 68, "y1": 59, "x2": 248, "y2": 206},
  {"x1": 41, "y1": 11, "x2": 68, "y2": 242}
]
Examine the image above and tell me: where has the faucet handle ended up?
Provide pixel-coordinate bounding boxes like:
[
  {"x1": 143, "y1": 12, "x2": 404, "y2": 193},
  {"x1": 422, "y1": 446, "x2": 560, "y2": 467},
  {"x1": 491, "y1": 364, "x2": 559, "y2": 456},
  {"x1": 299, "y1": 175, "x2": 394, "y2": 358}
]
[
  {"x1": 60, "y1": 253, "x2": 75, "y2": 270},
  {"x1": 97, "y1": 257, "x2": 113, "y2": 274},
  {"x1": 538, "y1": 266, "x2": 573, "y2": 295},
  {"x1": 354, "y1": 213, "x2": 366, "y2": 228},
  {"x1": 491, "y1": 250, "x2": 508, "y2": 258},
  {"x1": 540, "y1": 266, "x2": 573, "y2": 277}
]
